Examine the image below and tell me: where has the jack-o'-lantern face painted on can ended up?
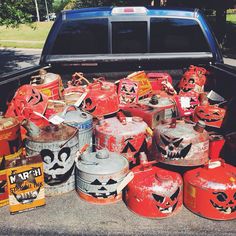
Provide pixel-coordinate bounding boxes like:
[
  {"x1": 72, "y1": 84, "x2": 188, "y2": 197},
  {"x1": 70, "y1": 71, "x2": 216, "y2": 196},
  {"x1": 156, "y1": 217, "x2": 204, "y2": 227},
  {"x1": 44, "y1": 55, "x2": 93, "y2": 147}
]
[{"x1": 179, "y1": 65, "x2": 207, "y2": 97}]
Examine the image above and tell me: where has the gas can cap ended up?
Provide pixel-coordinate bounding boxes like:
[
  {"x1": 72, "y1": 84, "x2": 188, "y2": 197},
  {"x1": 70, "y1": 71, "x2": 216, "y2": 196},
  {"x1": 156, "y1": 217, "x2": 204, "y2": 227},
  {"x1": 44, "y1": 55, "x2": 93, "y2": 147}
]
[{"x1": 96, "y1": 149, "x2": 109, "y2": 159}]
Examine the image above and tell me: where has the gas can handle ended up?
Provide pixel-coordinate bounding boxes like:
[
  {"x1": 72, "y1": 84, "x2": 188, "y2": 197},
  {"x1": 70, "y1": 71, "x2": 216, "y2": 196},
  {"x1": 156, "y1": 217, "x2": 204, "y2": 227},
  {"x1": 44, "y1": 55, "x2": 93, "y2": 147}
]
[
  {"x1": 116, "y1": 172, "x2": 135, "y2": 194},
  {"x1": 61, "y1": 105, "x2": 79, "y2": 117}
]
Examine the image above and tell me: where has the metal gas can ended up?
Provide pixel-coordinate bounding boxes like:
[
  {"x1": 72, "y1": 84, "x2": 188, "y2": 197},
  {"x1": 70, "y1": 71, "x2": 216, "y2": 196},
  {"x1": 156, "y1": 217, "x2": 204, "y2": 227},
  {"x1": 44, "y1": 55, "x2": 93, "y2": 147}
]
[
  {"x1": 125, "y1": 158, "x2": 183, "y2": 218},
  {"x1": 179, "y1": 65, "x2": 207, "y2": 97},
  {"x1": 184, "y1": 159, "x2": 236, "y2": 220},
  {"x1": 6, "y1": 155, "x2": 45, "y2": 214},
  {"x1": 82, "y1": 80, "x2": 119, "y2": 117},
  {"x1": 0, "y1": 116, "x2": 22, "y2": 160},
  {"x1": 53, "y1": 105, "x2": 93, "y2": 152},
  {"x1": 147, "y1": 72, "x2": 173, "y2": 92},
  {"x1": 95, "y1": 116, "x2": 151, "y2": 166},
  {"x1": 76, "y1": 149, "x2": 129, "y2": 204},
  {"x1": 31, "y1": 69, "x2": 63, "y2": 100},
  {"x1": 23, "y1": 121, "x2": 79, "y2": 196},
  {"x1": 121, "y1": 104, "x2": 165, "y2": 129},
  {"x1": 193, "y1": 104, "x2": 226, "y2": 129},
  {"x1": 5, "y1": 85, "x2": 48, "y2": 126},
  {"x1": 138, "y1": 95, "x2": 177, "y2": 120},
  {"x1": 152, "y1": 120, "x2": 209, "y2": 166}
]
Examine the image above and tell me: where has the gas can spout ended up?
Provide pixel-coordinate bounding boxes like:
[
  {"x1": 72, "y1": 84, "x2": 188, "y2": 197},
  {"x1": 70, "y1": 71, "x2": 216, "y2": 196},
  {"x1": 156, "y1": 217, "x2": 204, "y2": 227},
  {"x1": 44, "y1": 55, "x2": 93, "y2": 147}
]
[{"x1": 21, "y1": 119, "x2": 41, "y2": 137}]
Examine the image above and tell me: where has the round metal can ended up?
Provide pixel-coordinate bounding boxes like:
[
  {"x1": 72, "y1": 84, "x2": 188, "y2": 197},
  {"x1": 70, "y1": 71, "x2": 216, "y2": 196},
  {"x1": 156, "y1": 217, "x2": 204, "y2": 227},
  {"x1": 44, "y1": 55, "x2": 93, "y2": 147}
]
[
  {"x1": 152, "y1": 120, "x2": 209, "y2": 166},
  {"x1": 184, "y1": 159, "x2": 236, "y2": 220},
  {"x1": 57, "y1": 105, "x2": 93, "y2": 152},
  {"x1": 95, "y1": 116, "x2": 150, "y2": 166},
  {"x1": 25, "y1": 124, "x2": 79, "y2": 196},
  {"x1": 138, "y1": 95, "x2": 177, "y2": 120},
  {"x1": 31, "y1": 70, "x2": 63, "y2": 100},
  {"x1": 0, "y1": 117, "x2": 22, "y2": 160},
  {"x1": 125, "y1": 162, "x2": 183, "y2": 218},
  {"x1": 76, "y1": 149, "x2": 129, "y2": 204}
]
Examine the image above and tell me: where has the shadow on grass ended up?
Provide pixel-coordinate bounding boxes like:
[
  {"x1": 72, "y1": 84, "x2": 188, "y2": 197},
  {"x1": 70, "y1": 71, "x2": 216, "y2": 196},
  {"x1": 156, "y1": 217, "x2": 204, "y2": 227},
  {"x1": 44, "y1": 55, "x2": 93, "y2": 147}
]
[{"x1": 0, "y1": 48, "x2": 40, "y2": 75}]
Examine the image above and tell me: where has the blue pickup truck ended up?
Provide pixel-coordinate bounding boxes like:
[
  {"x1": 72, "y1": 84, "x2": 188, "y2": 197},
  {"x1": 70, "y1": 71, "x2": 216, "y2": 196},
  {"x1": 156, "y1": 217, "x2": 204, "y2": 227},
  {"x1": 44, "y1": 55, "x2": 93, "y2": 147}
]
[{"x1": 0, "y1": 6, "x2": 236, "y2": 235}]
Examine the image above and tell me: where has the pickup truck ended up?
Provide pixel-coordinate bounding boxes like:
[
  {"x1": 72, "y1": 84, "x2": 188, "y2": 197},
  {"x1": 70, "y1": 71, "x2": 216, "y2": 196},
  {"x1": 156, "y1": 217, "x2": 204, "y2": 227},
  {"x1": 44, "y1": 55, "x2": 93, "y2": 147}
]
[{"x1": 0, "y1": 6, "x2": 236, "y2": 235}]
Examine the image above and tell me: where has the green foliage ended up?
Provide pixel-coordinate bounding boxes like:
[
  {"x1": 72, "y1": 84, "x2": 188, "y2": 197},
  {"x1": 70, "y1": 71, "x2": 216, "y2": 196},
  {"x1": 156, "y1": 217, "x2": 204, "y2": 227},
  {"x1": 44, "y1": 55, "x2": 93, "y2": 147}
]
[{"x1": 0, "y1": 0, "x2": 33, "y2": 27}]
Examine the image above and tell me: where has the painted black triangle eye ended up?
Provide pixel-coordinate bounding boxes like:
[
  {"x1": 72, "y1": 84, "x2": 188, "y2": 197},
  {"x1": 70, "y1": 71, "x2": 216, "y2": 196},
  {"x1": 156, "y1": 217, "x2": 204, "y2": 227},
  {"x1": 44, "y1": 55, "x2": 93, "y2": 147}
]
[
  {"x1": 213, "y1": 112, "x2": 220, "y2": 115},
  {"x1": 173, "y1": 138, "x2": 183, "y2": 147},
  {"x1": 233, "y1": 192, "x2": 236, "y2": 200},
  {"x1": 129, "y1": 87, "x2": 136, "y2": 93},
  {"x1": 98, "y1": 186, "x2": 107, "y2": 191},
  {"x1": 152, "y1": 193, "x2": 165, "y2": 203},
  {"x1": 121, "y1": 85, "x2": 127, "y2": 92},
  {"x1": 122, "y1": 141, "x2": 136, "y2": 153},
  {"x1": 160, "y1": 135, "x2": 170, "y2": 146},
  {"x1": 170, "y1": 187, "x2": 180, "y2": 201},
  {"x1": 91, "y1": 179, "x2": 102, "y2": 185},
  {"x1": 106, "y1": 179, "x2": 117, "y2": 185}
]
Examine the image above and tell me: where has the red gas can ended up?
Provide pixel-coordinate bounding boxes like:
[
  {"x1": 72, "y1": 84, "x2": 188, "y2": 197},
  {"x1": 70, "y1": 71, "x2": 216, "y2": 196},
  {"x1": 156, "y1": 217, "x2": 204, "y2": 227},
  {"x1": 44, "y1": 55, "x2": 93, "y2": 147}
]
[
  {"x1": 179, "y1": 65, "x2": 207, "y2": 97},
  {"x1": 147, "y1": 72, "x2": 173, "y2": 92},
  {"x1": 5, "y1": 85, "x2": 48, "y2": 126},
  {"x1": 184, "y1": 159, "x2": 236, "y2": 220},
  {"x1": 82, "y1": 80, "x2": 119, "y2": 117},
  {"x1": 121, "y1": 104, "x2": 165, "y2": 129},
  {"x1": 152, "y1": 120, "x2": 209, "y2": 166},
  {"x1": 193, "y1": 104, "x2": 226, "y2": 129},
  {"x1": 125, "y1": 158, "x2": 183, "y2": 218},
  {"x1": 30, "y1": 69, "x2": 63, "y2": 100},
  {"x1": 95, "y1": 116, "x2": 151, "y2": 166}
]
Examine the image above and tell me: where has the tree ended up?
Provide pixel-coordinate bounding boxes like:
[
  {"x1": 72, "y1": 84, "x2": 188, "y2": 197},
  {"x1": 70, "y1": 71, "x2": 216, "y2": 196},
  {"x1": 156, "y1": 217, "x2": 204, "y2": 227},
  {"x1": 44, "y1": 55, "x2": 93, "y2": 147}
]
[{"x1": 0, "y1": 0, "x2": 32, "y2": 27}]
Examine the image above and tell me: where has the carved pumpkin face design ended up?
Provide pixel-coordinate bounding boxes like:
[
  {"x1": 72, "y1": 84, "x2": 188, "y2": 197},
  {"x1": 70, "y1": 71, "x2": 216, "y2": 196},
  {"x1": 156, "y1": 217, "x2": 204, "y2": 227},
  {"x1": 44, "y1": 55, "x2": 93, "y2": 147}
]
[
  {"x1": 8, "y1": 85, "x2": 48, "y2": 121},
  {"x1": 210, "y1": 191, "x2": 236, "y2": 214},
  {"x1": 153, "y1": 187, "x2": 180, "y2": 214},
  {"x1": 40, "y1": 147, "x2": 74, "y2": 186},
  {"x1": 156, "y1": 134, "x2": 192, "y2": 160},
  {"x1": 193, "y1": 105, "x2": 226, "y2": 128},
  {"x1": 85, "y1": 178, "x2": 118, "y2": 198}
]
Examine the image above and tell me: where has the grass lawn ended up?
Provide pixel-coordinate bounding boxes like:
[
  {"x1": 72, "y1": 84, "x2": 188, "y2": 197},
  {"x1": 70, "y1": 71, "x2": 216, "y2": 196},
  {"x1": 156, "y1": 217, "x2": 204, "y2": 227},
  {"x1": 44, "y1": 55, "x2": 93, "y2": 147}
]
[{"x1": 0, "y1": 21, "x2": 53, "y2": 49}]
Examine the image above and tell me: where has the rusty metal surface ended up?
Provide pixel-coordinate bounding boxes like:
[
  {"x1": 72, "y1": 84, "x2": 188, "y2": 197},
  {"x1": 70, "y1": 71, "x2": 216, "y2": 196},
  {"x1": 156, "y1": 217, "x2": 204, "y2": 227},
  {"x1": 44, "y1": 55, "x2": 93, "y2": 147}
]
[
  {"x1": 95, "y1": 117, "x2": 150, "y2": 165},
  {"x1": 153, "y1": 121, "x2": 209, "y2": 166},
  {"x1": 25, "y1": 128, "x2": 79, "y2": 196}
]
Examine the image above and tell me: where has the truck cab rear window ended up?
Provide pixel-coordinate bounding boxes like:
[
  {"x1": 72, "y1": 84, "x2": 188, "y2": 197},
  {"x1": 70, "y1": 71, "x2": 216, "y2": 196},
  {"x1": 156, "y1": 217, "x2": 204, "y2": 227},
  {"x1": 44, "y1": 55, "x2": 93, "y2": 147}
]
[
  {"x1": 150, "y1": 18, "x2": 210, "y2": 53},
  {"x1": 112, "y1": 22, "x2": 147, "y2": 53},
  {"x1": 51, "y1": 19, "x2": 108, "y2": 54}
]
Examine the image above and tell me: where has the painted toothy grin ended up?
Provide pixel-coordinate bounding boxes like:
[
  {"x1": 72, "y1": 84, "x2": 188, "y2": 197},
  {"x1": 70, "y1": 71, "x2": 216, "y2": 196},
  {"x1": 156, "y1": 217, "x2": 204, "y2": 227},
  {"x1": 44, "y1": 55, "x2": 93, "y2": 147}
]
[
  {"x1": 157, "y1": 143, "x2": 192, "y2": 160},
  {"x1": 86, "y1": 191, "x2": 117, "y2": 198},
  {"x1": 157, "y1": 201, "x2": 178, "y2": 213},
  {"x1": 12, "y1": 187, "x2": 41, "y2": 204},
  {"x1": 196, "y1": 114, "x2": 221, "y2": 123},
  {"x1": 210, "y1": 200, "x2": 236, "y2": 214}
]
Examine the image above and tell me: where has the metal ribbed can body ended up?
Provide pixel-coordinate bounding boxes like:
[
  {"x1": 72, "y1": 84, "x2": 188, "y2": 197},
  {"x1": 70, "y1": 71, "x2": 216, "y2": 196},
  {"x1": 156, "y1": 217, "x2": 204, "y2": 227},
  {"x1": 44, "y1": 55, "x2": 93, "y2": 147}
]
[
  {"x1": 25, "y1": 136, "x2": 79, "y2": 196},
  {"x1": 76, "y1": 150, "x2": 129, "y2": 204}
]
